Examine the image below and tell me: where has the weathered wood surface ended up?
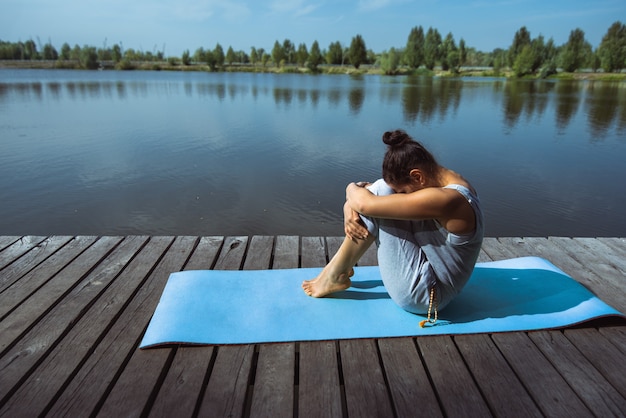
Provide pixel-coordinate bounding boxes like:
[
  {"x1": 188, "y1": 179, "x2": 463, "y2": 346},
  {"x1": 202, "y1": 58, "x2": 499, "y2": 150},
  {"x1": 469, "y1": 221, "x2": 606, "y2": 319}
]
[{"x1": 0, "y1": 235, "x2": 624, "y2": 417}]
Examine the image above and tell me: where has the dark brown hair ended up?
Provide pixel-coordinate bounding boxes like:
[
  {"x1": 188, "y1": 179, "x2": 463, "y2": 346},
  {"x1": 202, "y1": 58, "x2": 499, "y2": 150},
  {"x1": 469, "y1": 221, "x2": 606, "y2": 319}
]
[{"x1": 382, "y1": 130, "x2": 439, "y2": 185}]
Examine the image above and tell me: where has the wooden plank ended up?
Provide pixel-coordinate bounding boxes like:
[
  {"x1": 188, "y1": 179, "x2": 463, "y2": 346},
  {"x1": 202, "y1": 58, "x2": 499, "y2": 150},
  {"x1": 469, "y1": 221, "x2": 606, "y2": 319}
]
[
  {"x1": 454, "y1": 334, "x2": 542, "y2": 417},
  {"x1": 479, "y1": 237, "x2": 518, "y2": 260},
  {"x1": 599, "y1": 326, "x2": 626, "y2": 355},
  {"x1": 0, "y1": 236, "x2": 148, "y2": 415},
  {"x1": 94, "y1": 236, "x2": 197, "y2": 418},
  {"x1": 42, "y1": 236, "x2": 175, "y2": 417},
  {"x1": 301, "y1": 236, "x2": 327, "y2": 268},
  {"x1": 0, "y1": 236, "x2": 116, "y2": 352},
  {"x1": 245, "y1": 236, "x2": 296, "y2": 417},
  {"x1": 197, "y1": 344, "x2": 255, "y2": 417},
  {"x1": 574, "y1": 237, "x2": 626, "y2": 274},
  {"x1": 529, "y1": 330, "x2": 626, "y2": 416},
  {"x1": 416, "y1": 335, "x2": 491, "y2": 417},
  {"x1": 249, "y1": 343, "x2": 296, "y2": 418},
  {"x1": 0, "y1": 235, "x2": 48, "y2": 271},
  {"x1": 0, "y1": 235, "x2": 98, "y2": 319},
  {"x1": 378, "y1": 338, "x2": 442, "y2": 417},
  {"x1": 147, "y1": 347, "x2": 214, "y2": 418},
  {"x1": 214, "y1": 236, "x2": 248, "y2": 270},
  {"x1": 182, "y1": 236, "x2": 224, "y2": 271},
  {"x1": 492, "y1": 332, "x2": 591, "y2": 417},
  {"x1": 273, "y1": 235, "x2": 299, "y2": 269},
  {"x1": 0, "y1": 235, "x2": 20, "y2": 251},
  {"x1": 298, "y1": 341, "x2": 343, "y2": 417},
  {"x1": 563, "y1": 328, "x2": 626, "y2": 399},
  {"x1": 340, "y1": 339, "x2": 394, "y2": 417},
  {"x1": 243, "y1": 236, "x2": 274, "y2": 270},
  {"x1": 597, "y1": 237, "x2": 626, "y2": 256},
  {"x1": 147, "y1": 237, "x2": 225, "y2": 417},
  {"x1": 297, "y1": 237, "x2": 343, "y2": 417},
  {"x1": 0, "y1": 235, "x2": 74, "y2": 292},
  {"x1": 149, "y1": 237, "x2": 249, "y2": 417}
]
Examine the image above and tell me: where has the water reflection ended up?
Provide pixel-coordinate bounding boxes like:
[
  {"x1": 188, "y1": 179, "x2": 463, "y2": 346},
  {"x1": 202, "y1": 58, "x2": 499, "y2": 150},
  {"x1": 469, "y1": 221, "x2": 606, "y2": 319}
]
[
  {"x1": 554, "y1": 81, "x2": 581, "y2": 132},
  {"x1": 2, "y1": 76, "x2": 624, "y2": 136},
  {"x1": 402, "y1": 76, "x2": 462, "y2": 123},
  {"x1": 1, "y1": 70, "x2": 625, "y2": 237},
  {"x1": 501, "y1": 80, "x2": 554, "y2": 130},
  {"x1": 585, "y1": 81, "x2": 626, "y2": 138}
]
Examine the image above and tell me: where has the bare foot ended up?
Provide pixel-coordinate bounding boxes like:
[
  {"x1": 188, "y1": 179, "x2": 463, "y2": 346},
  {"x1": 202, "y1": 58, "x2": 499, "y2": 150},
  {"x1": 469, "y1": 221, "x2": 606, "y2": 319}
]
[{"x1": 302, "y1": 268, "x2": 354, "y2": 297}]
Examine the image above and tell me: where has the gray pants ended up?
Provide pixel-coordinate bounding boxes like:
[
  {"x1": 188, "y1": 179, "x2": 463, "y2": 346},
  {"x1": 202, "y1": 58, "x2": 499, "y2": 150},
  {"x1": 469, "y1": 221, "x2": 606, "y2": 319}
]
[{"x1": 359, "y1": 179, "x2": 438, "y2": 314}]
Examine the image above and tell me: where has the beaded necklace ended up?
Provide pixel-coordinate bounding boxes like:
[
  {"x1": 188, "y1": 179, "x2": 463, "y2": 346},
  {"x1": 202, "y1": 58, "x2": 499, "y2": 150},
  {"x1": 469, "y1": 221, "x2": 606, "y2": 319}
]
[{"x1": 419, "y1": 286, "x2": 438, "y2": 328}]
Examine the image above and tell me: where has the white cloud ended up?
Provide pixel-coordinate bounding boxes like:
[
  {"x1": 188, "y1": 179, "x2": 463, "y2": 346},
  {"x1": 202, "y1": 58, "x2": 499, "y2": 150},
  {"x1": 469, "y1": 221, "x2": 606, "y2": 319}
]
[
  {"x1": 358, "y1": 0, "x2": 392, "y2": 12},
  {"x1": 357, "y1": 0, "x2": 413, "y2": 12},
  {"x1": 166, "y1": 0, "x2": 252, "y2": 22},
  {"x1": 268, "y1": 0, "x2": 321, "y2": 16}
]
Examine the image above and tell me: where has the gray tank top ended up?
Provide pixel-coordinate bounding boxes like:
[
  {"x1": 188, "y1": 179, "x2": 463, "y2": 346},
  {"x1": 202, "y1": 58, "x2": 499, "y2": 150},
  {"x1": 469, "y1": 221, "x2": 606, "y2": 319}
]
[{"x1": 413, "y1": 184, "x2": 484, "y2": 303}]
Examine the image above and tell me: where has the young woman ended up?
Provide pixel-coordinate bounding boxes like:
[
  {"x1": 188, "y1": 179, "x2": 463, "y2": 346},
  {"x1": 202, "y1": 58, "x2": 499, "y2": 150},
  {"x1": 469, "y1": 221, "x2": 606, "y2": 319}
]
[{"x1": 302, "y1": 130, "x2": 484, "y2": 317}]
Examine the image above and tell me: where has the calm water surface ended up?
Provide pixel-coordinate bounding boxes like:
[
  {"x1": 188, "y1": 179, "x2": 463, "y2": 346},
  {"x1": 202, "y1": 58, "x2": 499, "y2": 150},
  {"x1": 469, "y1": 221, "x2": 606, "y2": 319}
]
[{"x1": 1, "y1": 69, "x2": 625, "y2": 237}]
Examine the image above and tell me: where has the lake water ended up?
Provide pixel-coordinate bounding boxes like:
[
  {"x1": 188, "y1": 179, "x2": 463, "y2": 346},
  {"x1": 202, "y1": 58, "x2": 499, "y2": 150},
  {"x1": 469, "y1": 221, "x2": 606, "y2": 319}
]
[{"x1": 1, "y1": 69, "x2": 625, "y2": 237}]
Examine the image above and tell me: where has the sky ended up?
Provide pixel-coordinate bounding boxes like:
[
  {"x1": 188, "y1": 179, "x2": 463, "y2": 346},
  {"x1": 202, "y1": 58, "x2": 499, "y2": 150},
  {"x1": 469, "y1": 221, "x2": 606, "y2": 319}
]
[{"x1": 2, "y1": 0, "x2": 624, "y2": 57}]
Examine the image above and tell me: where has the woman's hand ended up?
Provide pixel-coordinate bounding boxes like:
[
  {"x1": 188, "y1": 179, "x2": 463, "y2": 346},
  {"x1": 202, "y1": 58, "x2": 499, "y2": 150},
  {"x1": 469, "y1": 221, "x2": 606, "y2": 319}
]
[
  {"x1": 344, "y1": 202, "x2": 369, "y2": 241},
  {"x1": 344, "y1": 182, "x2": 371, "y2": 241}
]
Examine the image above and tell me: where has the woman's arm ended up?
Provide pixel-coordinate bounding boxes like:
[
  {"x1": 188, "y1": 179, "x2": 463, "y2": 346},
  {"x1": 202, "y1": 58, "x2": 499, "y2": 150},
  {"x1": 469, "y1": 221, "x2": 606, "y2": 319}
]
[{"x1": 346, "y1": 182, "x2": 463, "y2": 221}]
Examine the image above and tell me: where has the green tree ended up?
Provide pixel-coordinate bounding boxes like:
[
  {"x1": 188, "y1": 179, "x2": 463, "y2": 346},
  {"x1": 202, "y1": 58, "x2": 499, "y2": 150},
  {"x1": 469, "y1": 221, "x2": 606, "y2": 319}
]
[
  {"x1": 182, "y1": 50, "x2": 191, "y2": 65},
  {"x1": 206, "y1": 50, "x2": 217, "y2": 70},
  {"x1": 380, "y1": 47, "x2": 400, "y2": 74},
  {"x1": 111, "y1": 44, "x2": 122, "y2": 62},
  {"x1": 59, "y1": 43, "x2": 71, "y2": 60},
  {"x1": 541, "y1": 37, "x2": 558, "y2": 77},
  {"x1": 42, "y1": 42, "x2": 58, "y2": 60},
  {"x1": 512, "y1": 44, "x2": 534, "y2": 76},
  {"x1": 424, "y1": 27, "x2": 442, "y2": 70},
  {"x1": 348, "y1": 34, "x2": 367, "y2": 69},
  {"x1": 296, "y1": 43, "x2": 308, "y2": 66},
  {"x1": 459, "y1": 38, "x2": 467, "y2": 68},
  {"x1": 508, "y1": 26, "x2": 531, "y2": 67},
  {"x1": 440, "y1": 32, "x2": 457, "y2": 71},
  {"x1": 559, "y1": 28, "x2": 591, "y2": 72},
  {"x1": 24, "y1": 39, "x2": 38, "y2": 60},
  {"x1": 213, "y1": 43, "x2": 225, "y2": 68},
  {"x1": 448, "y1": 51, "x2": 460, "y2": 73},
  {"x1": 261, "y1": 52, "x2": 270, "y2": 67},
  {"x1": 250, "y1": 47, "x2": 258, "y2": 66},
  {"x1": 193, "y1": 47, "x2": 206, "y2": 63},
  {"x1": 70, "y1": 44, "x2": 81, "y2": 61},
  {"x1": 80, "y1": 45, "x2": 99, "y2": 69},
  {"x1": 282, "y1": 39, "x2": 295, "y2": 64},
  {"x1": 404, "y1": 26, "x2": 424, "y2": 69},
  {"x1": 326, "y1": 41, "x2": 343, "y2": 65},
  {"x1": 307, "y1": 40, "x2": 323, "y2": 71},
  {"x1": 226, "y1": 46, "x2": 236, "y2": 65},
  {"x1": 492, "y1": 48, "x2": 506, "y2": 74},
  {"x1": 271, "y1": 40, "x2": 285, "y2": 66},
  {"x1": 598, "y1": 21, "x2": 626, "y2": 72},
  {"x1": 529, "y1": 35, "x2": 545, "y2": 73}
]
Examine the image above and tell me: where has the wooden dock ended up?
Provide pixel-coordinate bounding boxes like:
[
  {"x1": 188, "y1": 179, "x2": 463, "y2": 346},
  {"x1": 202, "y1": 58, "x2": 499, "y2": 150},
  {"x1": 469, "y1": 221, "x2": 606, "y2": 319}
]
[{"x1": 0, "y1": 235, "x2": 624, "y2": 417}]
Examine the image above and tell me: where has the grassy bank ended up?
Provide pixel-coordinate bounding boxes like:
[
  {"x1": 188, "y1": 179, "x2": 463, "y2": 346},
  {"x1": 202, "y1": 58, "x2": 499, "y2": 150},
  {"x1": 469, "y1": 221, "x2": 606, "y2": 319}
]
[{"x1": 1, "y1": 59, "x2": 624, "y2": 81}]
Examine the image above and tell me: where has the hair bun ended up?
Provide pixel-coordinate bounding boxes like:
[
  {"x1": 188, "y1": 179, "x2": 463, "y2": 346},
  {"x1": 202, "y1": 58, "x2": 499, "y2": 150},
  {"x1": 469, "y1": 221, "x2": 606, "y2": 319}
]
[{"x1": 382, "y1": 130, "x2": 411, "y2": 147}]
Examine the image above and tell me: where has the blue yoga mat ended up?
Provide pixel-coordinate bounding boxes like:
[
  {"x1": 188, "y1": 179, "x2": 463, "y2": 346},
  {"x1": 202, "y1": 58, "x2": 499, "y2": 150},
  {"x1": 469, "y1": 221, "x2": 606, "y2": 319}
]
[{"x1": 140, "y1": 257, "x2": 624, "y2": 348}]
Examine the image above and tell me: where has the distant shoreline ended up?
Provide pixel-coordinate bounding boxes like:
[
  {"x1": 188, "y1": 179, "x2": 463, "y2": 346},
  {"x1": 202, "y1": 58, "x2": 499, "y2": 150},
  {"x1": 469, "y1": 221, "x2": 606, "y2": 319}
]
[{"x1": 1, "y1": 59, "x2": 624, "y2": 81}]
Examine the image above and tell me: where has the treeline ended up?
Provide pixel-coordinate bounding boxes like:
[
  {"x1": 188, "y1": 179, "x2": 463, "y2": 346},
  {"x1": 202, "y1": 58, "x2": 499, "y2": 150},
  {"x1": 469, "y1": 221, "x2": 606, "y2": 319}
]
[{"x1": 1, "y1": 21, "x2": 624, "y2": 76}]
